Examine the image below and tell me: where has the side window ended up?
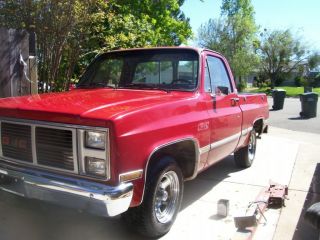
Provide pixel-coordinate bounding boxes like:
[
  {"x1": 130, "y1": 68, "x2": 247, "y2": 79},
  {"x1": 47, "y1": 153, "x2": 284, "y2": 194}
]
[{"x1": 207, "y1": 56, "x2": 232, "y2": 95}]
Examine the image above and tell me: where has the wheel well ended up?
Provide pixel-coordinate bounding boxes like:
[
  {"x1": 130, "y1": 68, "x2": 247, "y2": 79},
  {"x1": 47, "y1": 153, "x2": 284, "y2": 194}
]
[
  {"x1": 253, "y1": 119, "x2": 264, "y2": 135},
  {"x1": 147, "y1": 140, "x2": 197, "y2": 180}
]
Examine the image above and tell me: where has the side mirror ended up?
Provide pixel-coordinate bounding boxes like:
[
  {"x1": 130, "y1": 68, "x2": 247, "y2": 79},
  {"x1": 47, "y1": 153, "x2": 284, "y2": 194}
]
[{"x1": 217, "y1": 86, "x2": 229, "y2": 95}]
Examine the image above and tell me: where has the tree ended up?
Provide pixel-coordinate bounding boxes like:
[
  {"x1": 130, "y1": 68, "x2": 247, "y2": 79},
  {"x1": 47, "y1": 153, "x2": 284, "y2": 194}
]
[
  {"x1": 0, "y1": 0, "x2": 192, "y2": 92},
  {"x1": 258, "y1": 29, "x2": 320, "y2": 88},
  {"x1": 307, "y1": 53, "x2": 320, "y2": 71},
  {"x1": 0, "y1": 0, "x2": 109, "y2": 92},
  {"x1": 198, "y1": 0, "x2": 259, "y2": 88},
  {"x1": 198, "y1": 18, "x2": 225, "y2": 53},
  {"x1": 108, "y1": 0, "x2": 191, "y2": 47}
]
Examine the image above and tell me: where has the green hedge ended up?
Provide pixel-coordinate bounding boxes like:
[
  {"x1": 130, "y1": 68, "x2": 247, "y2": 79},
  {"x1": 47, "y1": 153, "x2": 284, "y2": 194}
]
[{"x1": 244, "y1": 87, "x2": 320, "y2": 97}]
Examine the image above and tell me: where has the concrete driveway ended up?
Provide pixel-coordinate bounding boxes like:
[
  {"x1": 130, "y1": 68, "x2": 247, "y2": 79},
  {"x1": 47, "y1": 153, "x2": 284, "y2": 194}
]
[
  {"x1": 0, "y1": 126, "x2": 319, "y2": 240},
  {"x1": 0, "y1": 97, "x2": 319, "y2": 240},
  {"x1": 267, "y1": 97, "x2": 320, "y2": 134}
]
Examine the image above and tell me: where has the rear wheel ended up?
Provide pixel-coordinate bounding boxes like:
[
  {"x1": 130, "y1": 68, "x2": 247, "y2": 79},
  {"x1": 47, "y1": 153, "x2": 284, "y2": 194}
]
[
  {"x1": 234, "y1": 129, "x2": 257, "y2": 168},
  {"x1": 122, "y1": 157, "x2": 183, "y2": 238}
]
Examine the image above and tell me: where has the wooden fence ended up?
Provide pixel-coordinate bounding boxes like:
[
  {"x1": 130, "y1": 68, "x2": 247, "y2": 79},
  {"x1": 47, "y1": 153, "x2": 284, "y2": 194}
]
[{"x1": 0, "y1": 28, "x2": 38, "y2": 98}]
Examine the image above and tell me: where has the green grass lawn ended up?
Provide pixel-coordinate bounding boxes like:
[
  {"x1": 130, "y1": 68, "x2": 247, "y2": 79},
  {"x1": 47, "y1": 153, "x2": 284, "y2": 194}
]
[{"x1": 244, "y1": 86, "x2": 320, "y2": 97}]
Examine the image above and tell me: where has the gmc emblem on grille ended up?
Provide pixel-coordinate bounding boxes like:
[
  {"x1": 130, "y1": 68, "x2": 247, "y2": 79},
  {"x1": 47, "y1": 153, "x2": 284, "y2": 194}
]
[{"x1": 2, "y1": 135, "x2": 28, "y2": 150}]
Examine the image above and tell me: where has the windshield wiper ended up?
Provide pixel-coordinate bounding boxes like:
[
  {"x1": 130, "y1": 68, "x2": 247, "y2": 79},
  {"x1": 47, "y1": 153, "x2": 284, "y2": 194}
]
[
  {"x1": 77, "y1": 82, "x2": 116, "y2": 89},
  {"x1": 120, "y1": 83, "x2": 169, "y2": 93}
]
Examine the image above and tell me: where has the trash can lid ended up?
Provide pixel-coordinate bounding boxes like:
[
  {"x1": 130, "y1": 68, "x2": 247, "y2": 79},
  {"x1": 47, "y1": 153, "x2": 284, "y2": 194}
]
[
  {"x1": 300, "y1": 92, "x2": 319, "y2": 102},
  {"x1": 301, "y1": 92, "x2": 318, "y2": 96},
  {"x1": 276, "y1": 89, "x2": 286, "y2": 92}
]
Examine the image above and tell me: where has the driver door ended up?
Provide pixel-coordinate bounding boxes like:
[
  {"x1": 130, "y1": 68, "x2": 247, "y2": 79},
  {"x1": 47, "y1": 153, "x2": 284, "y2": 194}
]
[{"x1": 204, "y1": 54, "x2": 242, "y2": 166}]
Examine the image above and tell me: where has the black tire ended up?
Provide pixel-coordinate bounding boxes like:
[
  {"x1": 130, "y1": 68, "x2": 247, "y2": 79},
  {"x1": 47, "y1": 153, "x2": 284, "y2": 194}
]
[
  {"x1": 122, "y1": 157, "x2": 184, "y2": 238},
  {"x1": 234, "y1": 129, "x2": 257, "y2": 168},
  {"x1": 305, "y1": 202, "x2": 320, "y2": 229}
]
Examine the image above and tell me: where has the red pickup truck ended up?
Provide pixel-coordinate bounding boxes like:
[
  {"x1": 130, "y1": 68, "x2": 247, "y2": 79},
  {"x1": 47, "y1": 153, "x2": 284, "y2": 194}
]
[{"x1": 0, "y1": 47, "x2": 268, "y2": 237}]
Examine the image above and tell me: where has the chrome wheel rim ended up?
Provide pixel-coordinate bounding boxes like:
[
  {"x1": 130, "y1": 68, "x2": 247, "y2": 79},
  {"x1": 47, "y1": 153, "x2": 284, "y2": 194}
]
[
  {"x1": 154, "y1": 171, "x2": 180, "y2": 224},
  {"x1": 248, "y1": 131, "x2": 256, "y2": 161}
]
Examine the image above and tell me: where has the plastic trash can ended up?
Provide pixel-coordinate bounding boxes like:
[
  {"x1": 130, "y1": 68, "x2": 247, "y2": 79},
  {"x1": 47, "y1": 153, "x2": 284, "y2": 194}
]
[
  {"x1": 272, "y1": 89, "x2": 286, "y2": 110},
  {"x1": 304, "y1": 86, "x2": 313, "y2": 93},
  {"x1": 300, "y1": 92, "x2": 318, "y2": 118}
]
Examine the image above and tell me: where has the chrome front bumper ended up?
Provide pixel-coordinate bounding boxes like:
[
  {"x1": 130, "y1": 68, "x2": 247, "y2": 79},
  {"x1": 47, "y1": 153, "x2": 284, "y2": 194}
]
[{"x1": 0, "y1": 162, "x2": 133, "y2": 217}]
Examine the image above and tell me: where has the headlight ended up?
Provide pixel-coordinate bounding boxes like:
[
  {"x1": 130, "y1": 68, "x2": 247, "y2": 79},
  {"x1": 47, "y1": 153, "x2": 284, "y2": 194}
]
[
  {"x1": 78, "y1": 129, "x2": 109, "y2": 179},
  {"x1": 85, "y1": 157, "x2": 107, "y2": 177},
  {"x1": 85, "y1": 131, "x2": 106, "y2": 150}
]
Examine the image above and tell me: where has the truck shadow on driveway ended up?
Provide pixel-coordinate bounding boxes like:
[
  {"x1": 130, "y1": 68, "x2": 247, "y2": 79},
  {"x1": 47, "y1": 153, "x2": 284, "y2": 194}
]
[
  {"x1": 0, "y1": 190, "x2": 144, "y2": 240},
  {"x1": 288, "y1": 117, "x2": 305, "y2": 120},
  {"x1": 0, "y1": 156, "x2": 240, "y2": 240},
  {"x1": 182, "y1": 155, "x2": 242, "y2": 211},
  {"x1": 288, "y1": 116, "x2": 316, "y2": 120}
]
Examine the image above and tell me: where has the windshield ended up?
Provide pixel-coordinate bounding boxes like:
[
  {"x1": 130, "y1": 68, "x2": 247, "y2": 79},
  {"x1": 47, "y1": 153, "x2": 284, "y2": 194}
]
[{"x1": 77, "y1": 49, "x2": 199, "y2": 91}]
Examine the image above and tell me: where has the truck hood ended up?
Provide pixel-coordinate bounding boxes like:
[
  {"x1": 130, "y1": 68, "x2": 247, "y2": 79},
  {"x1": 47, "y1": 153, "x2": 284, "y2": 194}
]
[{"x1": 0, "y1": 89, "x2": 191, "y2": 124}]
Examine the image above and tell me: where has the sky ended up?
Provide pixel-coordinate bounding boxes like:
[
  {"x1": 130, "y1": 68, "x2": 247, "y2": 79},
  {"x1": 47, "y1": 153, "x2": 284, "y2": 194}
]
[{"x1": 181, "y1": 0, "x2": 320, "y2": 50}]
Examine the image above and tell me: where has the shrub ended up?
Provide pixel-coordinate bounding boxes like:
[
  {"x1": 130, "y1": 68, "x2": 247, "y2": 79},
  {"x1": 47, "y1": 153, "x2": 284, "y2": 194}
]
[
  {"x1": 265, "y1": 88, "x2": 273, "y2": 95},
  {"x1": 315, "y1": 74, "x2": 320, "y2": 87},
  {"x1": 294, "y1": 76, "x2": 304, "y2": 87},
  {"x1": 301, "y1": 78, "x2": 309, "y2": 87},
  {"x1": 237, "y1": 79, "x2": 247, "y2": 92},
  {"x1": 259, "y1": 79, "x2": 271, "y2": 88}
]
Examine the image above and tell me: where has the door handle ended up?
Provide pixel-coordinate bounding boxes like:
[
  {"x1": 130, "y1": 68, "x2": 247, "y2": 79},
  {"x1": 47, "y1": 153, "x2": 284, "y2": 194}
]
[{"x1": 231, "y1": 97, "x2": 239, "y2": 106}]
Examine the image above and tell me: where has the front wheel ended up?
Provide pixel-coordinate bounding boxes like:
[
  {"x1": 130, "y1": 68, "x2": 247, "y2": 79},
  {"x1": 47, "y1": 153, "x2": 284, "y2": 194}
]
[
  {"x1": 122, "y1": 157, "x2": 183, "y2": 238},
  {"x1": 234, "y1": 129, "x2": 257, "y2": 168}
]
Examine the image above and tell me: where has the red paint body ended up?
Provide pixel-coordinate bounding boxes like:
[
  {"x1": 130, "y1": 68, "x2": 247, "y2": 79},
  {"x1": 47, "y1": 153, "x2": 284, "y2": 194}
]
[{"x1": 0, "y1": 47, "x2": 269, "y2": 207}]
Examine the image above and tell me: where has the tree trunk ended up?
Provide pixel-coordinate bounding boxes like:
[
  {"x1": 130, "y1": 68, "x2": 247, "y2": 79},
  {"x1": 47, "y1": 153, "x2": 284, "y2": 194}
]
[
  {"x1": 270, "y1": 73, "x2": 276, "y2": 89},
  {"x1": 270, "y1": 81, "x2": 275, "y2": 89}
]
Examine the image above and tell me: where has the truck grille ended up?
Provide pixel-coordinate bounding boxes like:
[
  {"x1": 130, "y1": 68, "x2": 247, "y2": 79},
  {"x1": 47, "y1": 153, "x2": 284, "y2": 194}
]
[
  {"x1": 1, "y1": 122, "x2": 33, "y2": 162},
  {"x1": 36, "y1": 127, "x2": 74, "y2": 171},
  {"x1": 0, "y1": 121, "x2": 76, "y2": 173}
]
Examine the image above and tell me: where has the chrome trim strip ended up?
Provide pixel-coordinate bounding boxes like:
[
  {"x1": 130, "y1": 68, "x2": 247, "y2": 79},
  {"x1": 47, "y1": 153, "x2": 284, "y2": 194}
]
[
  {"x1": 141, "y1": 129, "x2": 254, "y2": 204},
  {"x1": 31, "y1": 125, "x2": 37, "y2": 164},
  {"x1": 199, "y1": 128, "x2": 252, "y2": 155},
  {"x1": 241, "y1": 127, "x2": 253, "y2": 137},
  {"x1": 199, "y1": 145, "x2": 210, "y2": 155},
  {"x1": 210, "y1": 132, "x2": 241, "y2": 149},
  {"x1": 0, "y1": 118, "x2": 110, "y2": 178},
  {"x1": 119, "y1": 169, "x2": 143, "y2": 183},
  {"x1": 0, "y1": 117, "x2": 107, "y2": 130},
  {"x1": 77, "y1": 130, "x2": 83, "y2": 174},
  {"x1": 71, "y1": 128, "x2": 79, "y2": 173},
  {"x1": 0, "y1": 122, "x2": 2, "y2": 157},
  {"x1": 0, "y1": 119, "x2": 90, "y2": 175},
  {"x1": 0, "y1": 162, "x2": 133, "y2": 217},
  {"x1": 0, "y1": 117, "x2": 111, "y2": 180},
  {"x1": 0, "y1": 156, "x2": 79, "y2": 174},
  {"x1": 141, "y1": 137, "x2": 200, "y2": 204}
]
